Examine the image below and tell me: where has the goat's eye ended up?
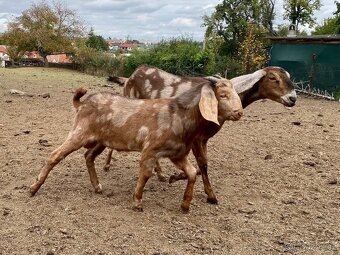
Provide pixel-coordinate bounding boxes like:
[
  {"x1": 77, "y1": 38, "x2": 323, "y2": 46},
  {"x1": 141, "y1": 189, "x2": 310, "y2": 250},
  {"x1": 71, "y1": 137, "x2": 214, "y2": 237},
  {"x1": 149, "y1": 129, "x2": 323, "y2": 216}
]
[{"x1": 220, "y1": 94, "x2": 228, "y2": 99}]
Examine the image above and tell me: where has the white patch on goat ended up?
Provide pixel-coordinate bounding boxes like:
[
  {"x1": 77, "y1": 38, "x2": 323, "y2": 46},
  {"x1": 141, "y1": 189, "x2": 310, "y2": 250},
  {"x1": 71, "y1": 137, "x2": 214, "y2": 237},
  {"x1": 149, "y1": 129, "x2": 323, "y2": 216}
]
[
  {"x1": 160, "y1": 86, "x2": 174, "y2": 98},
  {"x1": 174, "y1": 81, "x2": 192, "y2": 96},
  {"x1": 90, "y1": 94, "x2": 101, "y2": 103},
  {"x1": 129, "y1": 87, "x2": 134, "y2": 98},
  {"x1": 151, "y1": 90, "x2": 158, "y2": 99},
  {"x1": 144, "y1": 79, "x2": 152, "y2": 93},
  {"x1": 106, "y1": 113, "x2": 113, "y2": 121},
  {"x1": 157, "y1": 105, "x2": 171, "y2": 137},
  {"x1": 158, "y1": 71, "x2": 181, "y2": 87},
  {"x1": 145, "y1": 68, "x2": 156, "y2": 75},
  {"x1": 143, "y1": 141, "x2": 150, "y2": 149},
  {"x1": 136, "y1": 126, "x2": 149, "y2": 143},
  {"x1": 171, "y1": 113, "x2": 183, "y2": 135},
  {"x1": 281, "y1": 90, "x2": 297, "y2": 104},
  {"x1": 110, "y1": 97, "x2": 144, "y2": 127}
]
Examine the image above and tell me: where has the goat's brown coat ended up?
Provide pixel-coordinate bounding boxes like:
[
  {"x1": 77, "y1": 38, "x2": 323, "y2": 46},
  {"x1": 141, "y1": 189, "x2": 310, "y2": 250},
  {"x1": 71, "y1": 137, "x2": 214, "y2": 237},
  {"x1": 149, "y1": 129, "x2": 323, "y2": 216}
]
[{"x1": 30, "y1": 80, "x2": 243, "y2": 212}]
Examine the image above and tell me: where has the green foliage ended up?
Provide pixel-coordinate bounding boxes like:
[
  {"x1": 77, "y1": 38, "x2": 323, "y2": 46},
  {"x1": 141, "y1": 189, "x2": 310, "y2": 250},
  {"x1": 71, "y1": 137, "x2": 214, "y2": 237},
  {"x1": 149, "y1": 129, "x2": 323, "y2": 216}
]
[
  {"x1": 202, "y1": 0, "x2": 275, "y2": 57},
  {"x1": 73, "y1": 47, "x2": 116, "y2": 76},
  {"x1": 117, "y1": 37, "x2": 215, "y2": 77},
  {"x1": 86, "y1": 29, "x2": 109, "y2": 52},
  {"x1": 313, "y1": 2, "x2": 340, "y2": 35},
  {"x1": 334, "y1": 87, "x2": 340, "y2": 101},
  {"x1": 283, "y1": 0, "x2": 321, "y2": 30},
  {"x1": 313, "y1": 17, "x2": 339, "y2": 35}
]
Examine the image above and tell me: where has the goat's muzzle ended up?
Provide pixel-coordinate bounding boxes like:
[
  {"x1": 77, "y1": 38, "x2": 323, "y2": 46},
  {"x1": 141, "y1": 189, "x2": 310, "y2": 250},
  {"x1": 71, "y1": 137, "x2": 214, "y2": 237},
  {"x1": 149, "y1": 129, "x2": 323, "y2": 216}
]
[{"x1": 231, "y1": 108, "x2": 243, "y2": 121}]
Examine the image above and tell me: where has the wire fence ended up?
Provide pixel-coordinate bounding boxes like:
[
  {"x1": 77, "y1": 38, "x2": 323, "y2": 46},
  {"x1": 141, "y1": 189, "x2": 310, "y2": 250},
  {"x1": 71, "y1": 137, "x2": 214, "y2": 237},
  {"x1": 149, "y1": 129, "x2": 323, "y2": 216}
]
[{"x1": 294, "y1": 80, "x2": 336, "y2": 101}]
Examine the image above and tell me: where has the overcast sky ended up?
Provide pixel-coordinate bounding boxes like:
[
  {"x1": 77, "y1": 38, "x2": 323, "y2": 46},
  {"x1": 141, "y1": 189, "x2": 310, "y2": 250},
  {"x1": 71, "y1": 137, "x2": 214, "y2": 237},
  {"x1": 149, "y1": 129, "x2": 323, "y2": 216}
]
[{"x1": 0, "y1": 0, "x2": 337, "y2": 42}]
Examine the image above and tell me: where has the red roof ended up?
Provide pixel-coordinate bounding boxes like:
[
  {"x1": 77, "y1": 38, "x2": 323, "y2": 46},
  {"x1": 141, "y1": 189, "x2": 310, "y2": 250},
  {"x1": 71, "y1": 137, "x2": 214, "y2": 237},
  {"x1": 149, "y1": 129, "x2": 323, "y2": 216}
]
[
  {"x1": 107, "y1": 38, "x2": 123, "y2": 43},
  {"x1": 47, "y1": 54, "x2": 71, "y2": 63},
  {"x1": 0, "y1": 45, "x2": 8, "y2": 54},
  {"x1": 119, "y1": 43, "x2": 137, "y2": 49}
]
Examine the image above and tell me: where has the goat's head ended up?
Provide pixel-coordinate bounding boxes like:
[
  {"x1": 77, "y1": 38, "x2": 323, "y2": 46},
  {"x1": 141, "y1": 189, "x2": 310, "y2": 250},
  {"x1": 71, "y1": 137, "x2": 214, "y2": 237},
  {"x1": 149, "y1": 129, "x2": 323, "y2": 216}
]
[
  {"x1": 231, "y1": 67, "x2": 297, "y2": 107},
  {"x1": 259, "y1": 67, "x2": 297, "y2": 107},
  {"x1": 201, "y1": 79, "x2": 243, "y2": 125}
]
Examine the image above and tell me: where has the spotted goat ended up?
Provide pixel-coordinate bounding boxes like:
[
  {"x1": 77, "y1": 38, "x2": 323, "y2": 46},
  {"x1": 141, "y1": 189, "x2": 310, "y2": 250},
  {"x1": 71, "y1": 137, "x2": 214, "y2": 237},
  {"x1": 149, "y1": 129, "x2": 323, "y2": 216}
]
[
  {"x1": 106, "y1": 65, "x2": 297, "y2": 204},
  {"x1": 30, "y1": 79, "x2": 243, "y2": 213}
]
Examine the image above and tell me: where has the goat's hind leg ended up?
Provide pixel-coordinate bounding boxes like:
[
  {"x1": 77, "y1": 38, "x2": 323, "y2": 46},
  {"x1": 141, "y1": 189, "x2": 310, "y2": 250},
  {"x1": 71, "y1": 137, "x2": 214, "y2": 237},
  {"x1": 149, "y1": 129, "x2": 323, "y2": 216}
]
[
  {"x1": 84, "y1": 144, "x2": 106, "y2": 193},
  {"x1": 30, "y1": 137, "x2": 83, "y2": 196},
  {"x1": 133, "y1": 156, "x2": 156, "y2": 212},
  {"x1": 171, "y1": 157, "x2": 197, "y2": 213},
  {"x1": 103, "y1": 148, "x2": 113, "y2": 171},
  {"x1": 154, "y1": 160, "x2": 167, "y2": 182}
]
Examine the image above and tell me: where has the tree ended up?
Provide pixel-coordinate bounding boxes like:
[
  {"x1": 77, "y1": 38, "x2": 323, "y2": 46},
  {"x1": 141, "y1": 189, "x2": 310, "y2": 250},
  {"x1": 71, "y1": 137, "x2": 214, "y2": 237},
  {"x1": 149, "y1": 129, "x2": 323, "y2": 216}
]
[
  {"x1": 86, "y1": 29, "x2": 109, "y2": 52},
  {"x1": 3, "y1": 1, "x2": 85, "y2": 66},
  {"x1": 202, "y1": 0, "x2": 275, "y2": 76},
  {"x1": 283, "y1": 0, "x2": 321, "y2": 31},
  {"x1": 312, "y1": 1, "x2": 340, "y2": 35},
  {"x1": 203, "y1": 0, "x2": 275, "y2": 56},
  {"x1": 239, "y1": 23, "x2": 268, "y2": 73},
  {"x1": 313, "y1": 17, "x2": 339, "y2": 35}
]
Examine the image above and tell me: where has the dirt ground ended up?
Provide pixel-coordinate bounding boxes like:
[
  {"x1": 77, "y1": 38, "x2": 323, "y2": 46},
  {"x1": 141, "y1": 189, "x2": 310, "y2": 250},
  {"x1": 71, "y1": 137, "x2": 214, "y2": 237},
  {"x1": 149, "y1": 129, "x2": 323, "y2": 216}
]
[{"x1": 0, "y1": 67, "x2": 340, "y2": 255}]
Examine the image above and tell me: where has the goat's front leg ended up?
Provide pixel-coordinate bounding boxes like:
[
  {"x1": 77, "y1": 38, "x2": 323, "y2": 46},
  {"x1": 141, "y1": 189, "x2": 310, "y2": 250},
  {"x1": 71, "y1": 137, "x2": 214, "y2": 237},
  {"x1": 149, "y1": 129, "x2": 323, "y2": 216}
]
[
  {"x1": 84, "y1": 144, "x2": 106, "y2": 193},
  {"x1": 192, "y1": 139, "x2": 217, "y2": 204},
  {"x1": 133, "y1": 155, "x2": 155, "y2": 212},
  {"x1": 171, "y1": 157, "x2": 197, "y2": 213},
  {"x1": 168, "y1": 139, "x2": 218, "y2": 204}
]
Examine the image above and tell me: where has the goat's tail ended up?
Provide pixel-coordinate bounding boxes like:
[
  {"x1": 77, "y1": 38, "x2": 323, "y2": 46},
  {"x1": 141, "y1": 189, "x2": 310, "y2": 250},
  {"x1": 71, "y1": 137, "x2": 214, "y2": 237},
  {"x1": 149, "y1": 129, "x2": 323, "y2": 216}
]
[
  {"x1": 73, "y1": 87, "x2": 87, "y2": 109},
  {"x1": 107, "y1": 75, "x2": 127, "y2": 86}
]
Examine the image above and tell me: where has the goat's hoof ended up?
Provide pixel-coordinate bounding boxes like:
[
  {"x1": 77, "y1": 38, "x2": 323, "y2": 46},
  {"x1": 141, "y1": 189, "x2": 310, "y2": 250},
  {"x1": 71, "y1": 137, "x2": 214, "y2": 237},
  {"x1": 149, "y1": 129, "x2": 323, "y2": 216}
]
[
  {"x1": 207, "y1": 197, "x2": 218, "y2": 204},
  {"x1": 157, "y1": 174, "x2": 168, "y2": 182},
  {"x1": 180, "y1": 205, "x2": 190, "y2": 214},
  {"x1": 132, "y1": 205, "x2": 143, "y2": 212},
  {"x1": 94, "y1": 183, "x2": 103, "y2": 194},
  {"x1": 169, "y1": 174, "x2": 178, "y2": 184},
  {"x1": 103, "y1": 165, "x2": 110, "y2": 172},
  {"x1": 29, "y1": 185, "x2": 38, "y2": 197}
]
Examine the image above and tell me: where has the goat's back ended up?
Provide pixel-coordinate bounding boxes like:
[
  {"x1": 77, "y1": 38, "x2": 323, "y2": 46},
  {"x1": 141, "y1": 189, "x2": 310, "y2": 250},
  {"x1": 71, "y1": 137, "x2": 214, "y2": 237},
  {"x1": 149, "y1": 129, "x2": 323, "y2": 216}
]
[{"x1": 124, "y1": 65, "x2": 206, "y2": 99}]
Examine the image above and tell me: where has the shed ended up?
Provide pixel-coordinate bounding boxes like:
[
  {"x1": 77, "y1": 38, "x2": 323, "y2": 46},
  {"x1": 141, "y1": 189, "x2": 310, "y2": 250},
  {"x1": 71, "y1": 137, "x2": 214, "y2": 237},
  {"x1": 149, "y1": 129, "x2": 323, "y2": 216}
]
[{"x1": 268, "y1": 36, "x2": 340, "y2": 93}]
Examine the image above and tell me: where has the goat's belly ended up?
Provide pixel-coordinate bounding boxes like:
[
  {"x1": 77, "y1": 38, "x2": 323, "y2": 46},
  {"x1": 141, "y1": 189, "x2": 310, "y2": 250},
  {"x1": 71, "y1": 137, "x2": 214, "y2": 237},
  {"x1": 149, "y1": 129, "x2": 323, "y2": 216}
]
[{"x1": 103, "y1": 140, "x2": 143, "y2": 152}]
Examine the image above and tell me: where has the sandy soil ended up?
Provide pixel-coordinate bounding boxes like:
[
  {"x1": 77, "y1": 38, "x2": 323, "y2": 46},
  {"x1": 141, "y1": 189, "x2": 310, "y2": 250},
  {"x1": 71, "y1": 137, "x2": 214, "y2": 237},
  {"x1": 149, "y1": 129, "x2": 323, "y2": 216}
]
[{"x1": 0, "y1": 67, "x2": 340, "y2": 255}]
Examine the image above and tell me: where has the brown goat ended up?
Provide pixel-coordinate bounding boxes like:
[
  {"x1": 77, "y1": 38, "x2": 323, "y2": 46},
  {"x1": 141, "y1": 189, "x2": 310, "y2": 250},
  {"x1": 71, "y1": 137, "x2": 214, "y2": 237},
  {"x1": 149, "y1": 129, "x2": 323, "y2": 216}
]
[
  {"x1": 30, "y1": 79, "x2": 243, "y2": 213},
  {"x1": 106, "y1": 65, "x2": 297, "y2": 204}
]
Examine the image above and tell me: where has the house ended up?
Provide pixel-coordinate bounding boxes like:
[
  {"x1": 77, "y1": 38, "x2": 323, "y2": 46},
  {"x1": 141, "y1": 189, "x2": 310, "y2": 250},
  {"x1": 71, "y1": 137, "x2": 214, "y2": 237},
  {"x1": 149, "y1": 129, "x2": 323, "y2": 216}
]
[
  {"x1": 107, "y1": 38, "x2": 124, "y2": 51},
  {"x1": 269, "y1": 35, "x2": 340, "y2": 93},
  {"x1": 0, "y1": 45, "x2": 9, "y2": 67},
  {"x1": 119, "y1": 43, "x2": 137, "y2": 52},
  {"x1": 46, "y1": 53, "x2": 71, "y2": 63}
]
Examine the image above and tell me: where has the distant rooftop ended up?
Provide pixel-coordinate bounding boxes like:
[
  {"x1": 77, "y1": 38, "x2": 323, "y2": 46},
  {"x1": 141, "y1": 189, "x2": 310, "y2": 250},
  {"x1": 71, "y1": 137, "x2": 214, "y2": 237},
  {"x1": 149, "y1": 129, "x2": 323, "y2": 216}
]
[{"x1": 268, "y1": 35, "x2": 340, "y2": 43}]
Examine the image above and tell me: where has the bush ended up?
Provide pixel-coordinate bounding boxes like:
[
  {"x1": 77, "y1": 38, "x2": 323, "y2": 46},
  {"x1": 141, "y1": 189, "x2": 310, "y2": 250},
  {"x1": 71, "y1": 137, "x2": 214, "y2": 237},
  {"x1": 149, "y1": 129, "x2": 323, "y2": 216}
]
[
  {"x1": 117, "y1": 37, "x2": 216, "y2": 77},
  {"x1": 73, "y1": 47, "x2": 116, "y2": 76}
]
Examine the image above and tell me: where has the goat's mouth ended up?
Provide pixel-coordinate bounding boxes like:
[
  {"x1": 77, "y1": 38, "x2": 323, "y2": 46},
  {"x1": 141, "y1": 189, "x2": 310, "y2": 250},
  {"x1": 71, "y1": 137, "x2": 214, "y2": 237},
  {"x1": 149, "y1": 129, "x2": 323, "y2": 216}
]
[
  {"x1": 280, "y1": 91, "x2": 297, "y2": 107},
  {"x1": 281, "y1": 97, "x2": 296, "y2": 107},
  {"x1": 229, "y1": 113, "x2": 243, "y2": 121}
]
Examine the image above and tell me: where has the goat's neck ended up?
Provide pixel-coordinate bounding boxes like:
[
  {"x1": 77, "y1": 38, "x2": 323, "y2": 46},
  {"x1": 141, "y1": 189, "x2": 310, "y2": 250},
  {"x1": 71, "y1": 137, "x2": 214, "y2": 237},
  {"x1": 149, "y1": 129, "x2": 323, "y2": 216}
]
[{"x1": 237, "y1": 82, "x2": 261, "y2": 108}]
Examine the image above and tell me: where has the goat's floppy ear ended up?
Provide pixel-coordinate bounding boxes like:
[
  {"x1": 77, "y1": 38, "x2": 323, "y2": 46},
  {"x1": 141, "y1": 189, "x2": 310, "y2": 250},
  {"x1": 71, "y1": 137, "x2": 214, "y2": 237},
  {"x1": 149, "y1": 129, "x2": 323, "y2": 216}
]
[
  {"x1": 230, "y1": 69, "x2": 266, "y2": 94},
  {"x1": 199, "y1": 84, "x2": 220, "y2": 126}
]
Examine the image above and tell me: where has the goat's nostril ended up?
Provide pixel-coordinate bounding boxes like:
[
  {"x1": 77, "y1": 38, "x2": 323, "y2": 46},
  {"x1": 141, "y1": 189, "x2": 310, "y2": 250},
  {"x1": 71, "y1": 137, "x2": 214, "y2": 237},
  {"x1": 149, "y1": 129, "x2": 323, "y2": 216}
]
[
  {"x1": 234, "y1": 109, "x2": 243, "y2": 117},
  {"x1": 289, "y1": 96, "x2": 296, "y2": 102}
]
